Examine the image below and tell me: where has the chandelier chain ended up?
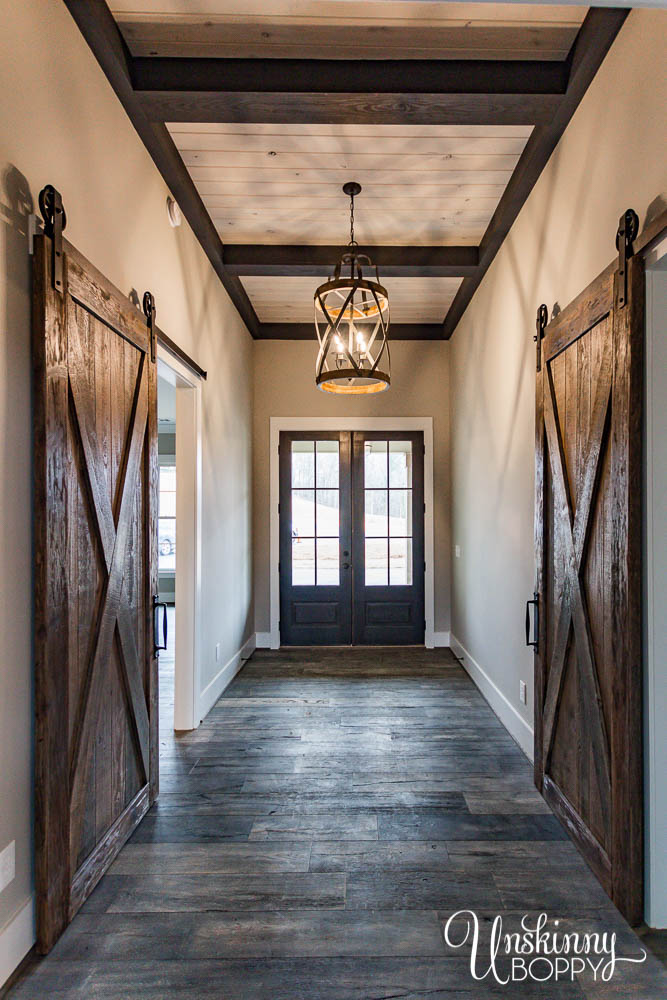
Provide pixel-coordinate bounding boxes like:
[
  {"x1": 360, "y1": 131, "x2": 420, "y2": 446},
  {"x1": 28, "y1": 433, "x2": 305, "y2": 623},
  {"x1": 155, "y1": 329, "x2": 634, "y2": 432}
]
[{"x1": 349, "y1": 190, "x2": 357, "y2": 246}]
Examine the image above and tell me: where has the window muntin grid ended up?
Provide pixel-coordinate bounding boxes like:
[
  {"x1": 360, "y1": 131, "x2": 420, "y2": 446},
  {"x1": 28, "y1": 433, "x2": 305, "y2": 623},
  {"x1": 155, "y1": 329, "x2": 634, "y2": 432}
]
[
  {"x1": 291, "y1": 440, "x2": 340, "y2": 586},
  {"x1": 364, "y1": 441, "x2": 413, "y2": 586}
]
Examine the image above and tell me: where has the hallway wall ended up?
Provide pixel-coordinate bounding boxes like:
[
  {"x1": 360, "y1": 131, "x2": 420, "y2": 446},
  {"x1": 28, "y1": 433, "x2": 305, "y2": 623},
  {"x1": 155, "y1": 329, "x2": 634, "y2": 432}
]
[
  {"x1": 253, "y1": 340, "x2": 451, "y2": 637},
  {"x1": 448, "y1": 8, "x2": 667, "y2": 756},
  {"x1": 0, "y1": 0, "x2": 253, "y2": 981}
]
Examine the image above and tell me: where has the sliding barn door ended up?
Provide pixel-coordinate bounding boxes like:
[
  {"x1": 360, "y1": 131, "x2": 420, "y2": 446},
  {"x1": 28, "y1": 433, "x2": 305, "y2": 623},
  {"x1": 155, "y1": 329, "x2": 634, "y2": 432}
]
[
  {"x1": 33, "y1": 233, "x2": 158, "y2": 952},
  {"x1": 534, "y1": 248, "x2": 644, "y2": 923}
]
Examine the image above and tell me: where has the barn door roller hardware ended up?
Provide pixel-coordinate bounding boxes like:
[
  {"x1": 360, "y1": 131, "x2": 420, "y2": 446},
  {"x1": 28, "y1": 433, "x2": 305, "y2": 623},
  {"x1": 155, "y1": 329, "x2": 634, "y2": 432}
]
[
  {"x1": 534, "y1": 303, "x2": 548, "y2": 372},
  {"x1": 143, "y1": 290, "x2": 157, "y2": 363},
  {"x1": 615, "y1": 208, "x2": 639, "y2": 309},
  {"x1": 38, "y1": 184, "x2": 66, "y2": 294}
]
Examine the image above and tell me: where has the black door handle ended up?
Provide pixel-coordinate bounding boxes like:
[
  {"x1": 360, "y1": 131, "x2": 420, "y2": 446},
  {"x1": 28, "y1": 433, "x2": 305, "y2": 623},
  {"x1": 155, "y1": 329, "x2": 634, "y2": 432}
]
[
  {"x1": 525, "y1": 592, "x2": 539, "y2": 650},
  {"x1": 342, "y1": 562, "x2": 351, "y2": 570},
  {"x1": 153, "y1": 594, "x2": 168, "y2": 656}
]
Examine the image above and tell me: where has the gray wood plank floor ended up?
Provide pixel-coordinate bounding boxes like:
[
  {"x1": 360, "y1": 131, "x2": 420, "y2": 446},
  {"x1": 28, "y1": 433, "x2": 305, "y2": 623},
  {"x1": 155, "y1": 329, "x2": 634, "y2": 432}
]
[{"x1": 8, "y1": 647, "x2": 667, "y2": 999}]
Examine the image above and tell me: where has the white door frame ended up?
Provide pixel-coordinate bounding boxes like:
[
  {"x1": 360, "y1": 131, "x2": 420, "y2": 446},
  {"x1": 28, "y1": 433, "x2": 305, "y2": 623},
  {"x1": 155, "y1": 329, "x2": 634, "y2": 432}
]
[
  {"x1": 157, "y1": 347, "x2": 203, "y2": 731},
  {"x1": 269, "y1": 416, "x2": 435, "y2": 650},
  {"x1": 643, "y1": 232, "x2": 667, "y2": 927}
]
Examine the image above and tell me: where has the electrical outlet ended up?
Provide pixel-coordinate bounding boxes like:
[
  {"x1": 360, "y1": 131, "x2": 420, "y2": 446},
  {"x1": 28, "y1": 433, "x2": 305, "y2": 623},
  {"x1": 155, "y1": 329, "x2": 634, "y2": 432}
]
[
  {"x1": 455, "y1": 545, "x2": 461, "y2": 558},
  {"x1": 0, "y1": 841, "x2": 15, "y2": 894},
  {"x1": 520, "y1": 680, "x2": 527, "y2": 705},
  {"x1": 215, "y1": 643, "x2": 221, "y2": 663}
]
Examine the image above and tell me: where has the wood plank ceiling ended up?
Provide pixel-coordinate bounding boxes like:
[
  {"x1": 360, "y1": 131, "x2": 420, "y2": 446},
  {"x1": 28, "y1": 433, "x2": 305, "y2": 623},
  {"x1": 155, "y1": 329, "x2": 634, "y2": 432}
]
[
  {"x1": 166, "y1": 119, "x2": 532, "y2": 328},
  {"x1": 67, "y1": 2, "x2": 626, "y2": 340},
  {"x1": 111, "y1": 2, "x2": 587, "y2": 61}
]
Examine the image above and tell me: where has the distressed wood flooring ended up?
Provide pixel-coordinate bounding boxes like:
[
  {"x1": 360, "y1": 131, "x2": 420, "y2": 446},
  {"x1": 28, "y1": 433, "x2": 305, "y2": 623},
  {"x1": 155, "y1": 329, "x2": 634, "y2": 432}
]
[{"x1": 9, "y1": 647, "x2": 667, "y2": 998}]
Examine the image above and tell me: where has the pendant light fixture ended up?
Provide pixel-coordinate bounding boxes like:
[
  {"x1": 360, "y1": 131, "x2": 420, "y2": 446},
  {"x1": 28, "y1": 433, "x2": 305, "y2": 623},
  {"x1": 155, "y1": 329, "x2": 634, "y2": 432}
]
[{"x1": 314, "y1": 182, "x2": 390, "y2": 394}]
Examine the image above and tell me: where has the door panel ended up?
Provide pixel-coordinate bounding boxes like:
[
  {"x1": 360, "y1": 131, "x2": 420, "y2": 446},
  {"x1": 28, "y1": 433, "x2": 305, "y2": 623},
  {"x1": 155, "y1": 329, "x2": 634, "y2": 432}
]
[
  {"x1": 353, "y1": 432, "x2": 425, "y2": 645},
  {"x1": 279, "y1": 430, "x2": 425, "y2": 646},
  {"x1": 33, "y1": 234, "x2": 158, "y2": 952},
  {"x1": 534, "y1": 255, "x2": 643, "y2": 923},
  {"x1": 279, "y1": 432, "x2": 352, "y2": 644}
]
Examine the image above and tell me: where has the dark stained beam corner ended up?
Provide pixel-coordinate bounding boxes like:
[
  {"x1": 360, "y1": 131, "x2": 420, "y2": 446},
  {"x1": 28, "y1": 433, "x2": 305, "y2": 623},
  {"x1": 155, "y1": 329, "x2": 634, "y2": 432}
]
[
  {"x1": 224, "y1": 245, "x2": 479, "y2": 279},
  {"x1": 63, "y1": 0, "x2": 261, "y2": 338},
  {"x1": 441, "y1": 7, "x2": 630, "y2": 339}
]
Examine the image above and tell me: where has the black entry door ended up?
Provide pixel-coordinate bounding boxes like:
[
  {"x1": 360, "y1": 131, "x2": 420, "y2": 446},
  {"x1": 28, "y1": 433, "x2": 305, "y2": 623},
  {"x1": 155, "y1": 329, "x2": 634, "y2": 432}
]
[
  {"x1": 352, "y1": 432, "x2": 425, "y2": 644},
  {"x1": 279, "y1": 430, "x2": 424, "y2": 646},
  {"x1": 279, "y1": 432, "x2": 353, "y2": 644}
]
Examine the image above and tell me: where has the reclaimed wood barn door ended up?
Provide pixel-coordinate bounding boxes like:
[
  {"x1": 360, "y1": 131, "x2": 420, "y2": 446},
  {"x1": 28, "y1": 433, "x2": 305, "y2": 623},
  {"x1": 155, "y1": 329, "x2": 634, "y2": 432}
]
[
  {"x1": 533, "y1": 214, "x2": 644, "y2": 924},
  {"x1": 32, "y1": 220, "x2": 158, "y2": 952}
]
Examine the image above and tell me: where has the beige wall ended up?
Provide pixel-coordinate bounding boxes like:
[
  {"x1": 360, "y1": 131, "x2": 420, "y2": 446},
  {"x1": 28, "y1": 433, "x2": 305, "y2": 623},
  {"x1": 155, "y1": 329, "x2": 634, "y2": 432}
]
[
  {"x1": 0, "y1": 0, "x2": 253, "y2": 976},
  {"x1": 449, "y1": 9, "x2": 667, "y2": 748},
  {"x1": 253, "y1": 340, "x2": 451, "y2": 635}
]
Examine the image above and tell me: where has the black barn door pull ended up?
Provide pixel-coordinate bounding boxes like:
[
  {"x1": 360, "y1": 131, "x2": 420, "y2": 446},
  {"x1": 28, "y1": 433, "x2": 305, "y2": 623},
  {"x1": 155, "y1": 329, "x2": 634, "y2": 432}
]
[
  {"x1": 153, "y1": 595, "x2": 168, "y2": 656},
  {"x1": 525, "y1": 592, "x2": 539, "y2": 650}
]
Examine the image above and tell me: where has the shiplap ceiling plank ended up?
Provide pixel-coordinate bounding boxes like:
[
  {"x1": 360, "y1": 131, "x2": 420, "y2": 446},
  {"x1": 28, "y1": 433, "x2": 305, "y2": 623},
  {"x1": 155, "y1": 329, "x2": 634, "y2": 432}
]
[
  {"x1": 242, "y1": 275, "x2": 463, "y2": 324},
  {"x1": 179, "y1": 151, "x2": 522, "y2": 171},
  {"x1": 172, "y1": 132, "x2": 530, "y2": 155},
  {"x1": 186, "y1": 167, "x2": 517, "y2": 186},
  {"x1": 168, "y1": 123, "x2": 535, "y2": 137},
  {"x1": 111, "y1": 2, "x2": 587, "y2": 60}
]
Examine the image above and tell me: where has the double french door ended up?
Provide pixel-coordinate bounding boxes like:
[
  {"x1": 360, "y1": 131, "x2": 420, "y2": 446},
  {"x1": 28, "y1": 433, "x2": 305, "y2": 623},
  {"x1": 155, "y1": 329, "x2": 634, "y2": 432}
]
[{"x1": 279, "y1": 431, "x2": 425, "y2": 645}]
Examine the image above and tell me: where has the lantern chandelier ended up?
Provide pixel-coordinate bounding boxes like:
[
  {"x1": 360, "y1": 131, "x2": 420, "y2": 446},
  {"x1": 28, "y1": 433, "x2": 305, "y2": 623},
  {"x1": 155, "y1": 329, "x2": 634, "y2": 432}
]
[{"x1": 314, "y1": 182, "x2": 390, "y2": 394}]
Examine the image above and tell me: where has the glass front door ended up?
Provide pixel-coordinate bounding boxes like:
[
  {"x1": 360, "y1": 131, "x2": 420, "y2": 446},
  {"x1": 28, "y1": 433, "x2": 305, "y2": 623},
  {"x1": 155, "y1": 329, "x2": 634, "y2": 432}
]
[{"x1": 279, "y1": 430, "x2": 425, "y2": 645}]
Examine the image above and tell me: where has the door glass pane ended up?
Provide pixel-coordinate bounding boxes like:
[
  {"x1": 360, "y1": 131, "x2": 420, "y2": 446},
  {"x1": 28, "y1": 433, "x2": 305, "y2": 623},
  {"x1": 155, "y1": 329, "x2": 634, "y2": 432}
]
[
  {"x1": 390, "y1": 538, "x2": 413, "y2": 586},
  {"x1": 159, "y1": 466, "x2": 176, "y2": 571},
  {"x1": 316, "y1": 440, "x2": 339, "y2": 488},
  {"x1": 365, "y1": 538, "x2": 388, "y2": 586},
  {"x1": 389, "y1": 441, "x2": 413, "y2": 488},
  {"x1": 292, "y1": 537, "x2": 315, "y2": 586},
  {"x1": 365, "y1": 490, "x2": 388, "y2": 537},
  {"x1": 292, "y1": 489, "x2": 314, "y2": 539},
  {"x1": 158, "y1": 518, "x2": 175, "y2": 570},
  {"x1": 316, "y1": 489, "x2": 339, "y2": 537},
  {"x1": 389, "y1": 490, "x2": 412, "y2": 537},
  {"x1": 317, "y1": 538, "x2": 339, "y2": 585},
  {"x1": 364, "y1": 440, "x2": 388, "y2": 487},
  {"x1": 292, "y1": 440, "x2": 315, "y2": 487},
  {"x1": 159, "y1": 465, "x2": 176, "y2": 517}
]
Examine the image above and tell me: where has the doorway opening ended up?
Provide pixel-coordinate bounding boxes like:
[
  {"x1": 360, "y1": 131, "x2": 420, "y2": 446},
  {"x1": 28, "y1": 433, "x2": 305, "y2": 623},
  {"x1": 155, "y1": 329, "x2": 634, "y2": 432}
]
[
  {"x1": 157, "y1": 374, "x2": 176, "y2": 733},
  {"x1": 279, "y1": 429, "x2": 426, "y2": 646},
  {"x1": 156, "y1": 349, "x2": 202, "y2": 734}
]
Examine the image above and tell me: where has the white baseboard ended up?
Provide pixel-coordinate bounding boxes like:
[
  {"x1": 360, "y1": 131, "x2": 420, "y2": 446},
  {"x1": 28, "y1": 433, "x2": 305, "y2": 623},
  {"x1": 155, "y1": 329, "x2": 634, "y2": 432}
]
[
  {"x1": 255, "y1": 631, "x2": 273, "y2": 649},
  {"x1": 450, "y1": 633, "x2": 534, "y2": 760},
  {"x1": 432, "y1": 630, "x2": 451, "y2": 648},
  {"x1": 198, "y1": 634, "x2": 255, "y2": 721},
  {"x1": 0, "y1": 895, "x2": 34, "y2": 990}
]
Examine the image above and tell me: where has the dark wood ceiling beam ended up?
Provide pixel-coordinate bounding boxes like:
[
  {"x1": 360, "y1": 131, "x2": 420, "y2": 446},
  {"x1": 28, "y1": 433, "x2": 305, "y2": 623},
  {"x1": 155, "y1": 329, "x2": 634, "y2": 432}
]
[
  {"x1": 131, "y1": 57, "x2": 568, "y2": 125},
  {"x1": 63, "y1": 0, "x2": 261, "y2": 338},
  {"x1": 224, "y1": 245, "x2": 479, "y2": 278},
  {"x1": 257, "y1": 323, "x2": 444, "y2": 341},
  {"x1": 442, "y1": 7, "x2": 629, "y2": 339}
]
